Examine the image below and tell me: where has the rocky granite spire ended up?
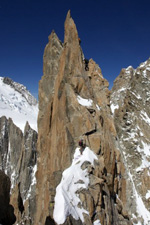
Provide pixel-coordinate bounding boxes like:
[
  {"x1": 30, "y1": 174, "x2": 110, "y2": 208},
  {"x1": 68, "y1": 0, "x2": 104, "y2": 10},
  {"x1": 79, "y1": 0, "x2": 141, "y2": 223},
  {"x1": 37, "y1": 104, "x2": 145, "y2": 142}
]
[
  {"x1": 34, "y1": 11, "x2": 131, "y2": 225},
  {"x1": 63, "y1": 10, "x2": 83, "y2": 76}
]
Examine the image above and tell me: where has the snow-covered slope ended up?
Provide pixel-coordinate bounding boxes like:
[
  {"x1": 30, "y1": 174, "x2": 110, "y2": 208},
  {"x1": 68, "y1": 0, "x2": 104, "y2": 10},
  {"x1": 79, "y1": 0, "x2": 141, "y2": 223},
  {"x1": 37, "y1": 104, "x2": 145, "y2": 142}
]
[
  {"x1": 53, "y1": 147, "x2": 101, "y2": 225},
  {"x1": 0, "y1": 77, "x2": 38, "y2": 132}
]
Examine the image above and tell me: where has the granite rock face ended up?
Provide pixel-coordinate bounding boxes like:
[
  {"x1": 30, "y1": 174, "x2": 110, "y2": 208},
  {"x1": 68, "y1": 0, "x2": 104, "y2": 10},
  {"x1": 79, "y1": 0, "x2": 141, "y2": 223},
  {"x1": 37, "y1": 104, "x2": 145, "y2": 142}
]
[
  {"x1": 0, "y1": 116, "x2": 38, "y2": 225},
  {"x1": 35, "y1": 11, "x2": 131, "y2": 225},
  {"x1": 110, "y1": 60, "x2": 150, "y2": 224}
]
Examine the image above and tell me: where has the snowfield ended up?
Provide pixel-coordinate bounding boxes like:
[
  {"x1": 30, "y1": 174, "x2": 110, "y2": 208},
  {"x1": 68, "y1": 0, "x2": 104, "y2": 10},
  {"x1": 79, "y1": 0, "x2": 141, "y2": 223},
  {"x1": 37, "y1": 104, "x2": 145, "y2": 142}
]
[
  {"x1": 0, "y1": 77, "x2": 38, "y2": 132},
  {"x1": 53, "y1": 147, "x2": 98, "y2": 225}
]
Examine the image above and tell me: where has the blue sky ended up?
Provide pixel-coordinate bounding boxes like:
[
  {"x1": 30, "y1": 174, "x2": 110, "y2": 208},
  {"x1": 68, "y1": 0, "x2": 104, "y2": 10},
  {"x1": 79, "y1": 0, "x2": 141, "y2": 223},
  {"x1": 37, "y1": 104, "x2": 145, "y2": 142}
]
[{"x1": 1, "y1": 0, "x2": 150, "y2": 99}]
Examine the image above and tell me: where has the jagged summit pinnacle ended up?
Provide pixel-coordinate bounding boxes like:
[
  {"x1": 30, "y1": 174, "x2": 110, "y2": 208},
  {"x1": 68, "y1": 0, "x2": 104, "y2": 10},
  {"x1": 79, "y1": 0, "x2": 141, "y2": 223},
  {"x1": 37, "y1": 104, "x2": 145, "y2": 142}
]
[
  {"x1": 64, "y1": 10, "x2": 79, "y2": 45},
  {"x1": 66, "y1": 9, "x2": 71, "y2": 18},
  {"x1": 48, "y1": 30, "x2": 61, "y2": 43},
  {"x1": 48, "y1": 10, "x2": 79, "y2": 47}
]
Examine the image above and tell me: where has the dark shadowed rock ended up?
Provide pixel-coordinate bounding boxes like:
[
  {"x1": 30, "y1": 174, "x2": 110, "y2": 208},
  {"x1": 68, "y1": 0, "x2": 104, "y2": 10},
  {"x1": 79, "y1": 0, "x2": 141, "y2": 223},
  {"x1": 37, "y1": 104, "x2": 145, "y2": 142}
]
[{"x1": 0, "y1": 170, "x2": 16, "y2": 225}]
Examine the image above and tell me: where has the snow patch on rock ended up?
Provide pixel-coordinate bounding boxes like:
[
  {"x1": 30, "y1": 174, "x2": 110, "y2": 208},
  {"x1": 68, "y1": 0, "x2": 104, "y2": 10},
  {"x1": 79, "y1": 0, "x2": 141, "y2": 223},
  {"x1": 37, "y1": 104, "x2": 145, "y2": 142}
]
[
  {"x1": 23, "y1": 164, "x2": 37, "y2": 203},
  {"x1": 93, "y1": 219, "x2": 102, "y2": 225},
  {"x1": 53, "y1": 147, "x2": 98, "y2": 224},
  {"x1": 110, "y1": 103, "x2": 119, "y2": 114},
  {"x1": 77, "y1": 95, "x2": 93, "y2": 107},
  {"x1": 145, "y1": 190, "x2": 150, "y2": 200}
]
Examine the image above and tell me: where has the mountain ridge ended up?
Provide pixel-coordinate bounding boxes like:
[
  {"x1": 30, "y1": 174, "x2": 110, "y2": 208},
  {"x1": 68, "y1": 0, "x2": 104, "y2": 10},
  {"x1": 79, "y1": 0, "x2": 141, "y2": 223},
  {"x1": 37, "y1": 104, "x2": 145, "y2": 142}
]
[{"x1": 110, "y1": 57, "x2": 150, "y2": 224}]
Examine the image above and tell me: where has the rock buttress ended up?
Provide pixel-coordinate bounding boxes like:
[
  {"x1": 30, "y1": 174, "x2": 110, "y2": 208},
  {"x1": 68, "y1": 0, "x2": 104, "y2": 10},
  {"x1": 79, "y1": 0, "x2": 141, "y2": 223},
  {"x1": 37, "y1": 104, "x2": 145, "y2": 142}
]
[
  {"x1": 0, "y1": 116, "x2": 38, "y2": 225},
  {"x1": 35, "y1": 11, "x2": 132, "y2": 225},
  {"x1": 111, "y1": 60, "x2": 150, "y2": 224}
]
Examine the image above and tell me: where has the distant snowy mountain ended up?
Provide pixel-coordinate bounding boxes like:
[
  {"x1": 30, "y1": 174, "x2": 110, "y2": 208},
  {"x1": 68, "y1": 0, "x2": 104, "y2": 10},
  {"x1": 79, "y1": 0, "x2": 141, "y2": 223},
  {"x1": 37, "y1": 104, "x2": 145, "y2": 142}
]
[{"x1": 0, "y1": 77, "x2": 38, "y2": 132}]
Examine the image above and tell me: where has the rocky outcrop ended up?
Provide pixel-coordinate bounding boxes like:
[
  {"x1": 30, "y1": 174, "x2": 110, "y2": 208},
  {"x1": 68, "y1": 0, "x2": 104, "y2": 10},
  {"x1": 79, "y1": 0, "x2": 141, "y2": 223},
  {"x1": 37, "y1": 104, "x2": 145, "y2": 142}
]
[
  {"x1": 35, "y1": 11, "x2": 132, "y2": 225},
  {"x1": 110, "y1": 59, "x2": 150, "y2": 224},
  {"x1": 0, "y1": 116, "x2": 38, "y2": 225},
  {"x1": 0, "y1": 170, "x2": 16, "y2": 225}
]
